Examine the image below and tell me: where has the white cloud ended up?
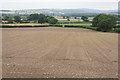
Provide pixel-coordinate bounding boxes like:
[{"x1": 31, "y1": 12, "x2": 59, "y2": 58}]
[
  {"x1": 1, "y1": 0, "x2": 119, "y2": 3},
  {"x1": 1, "y1": 0, "x2": 119, "y2": 10}
]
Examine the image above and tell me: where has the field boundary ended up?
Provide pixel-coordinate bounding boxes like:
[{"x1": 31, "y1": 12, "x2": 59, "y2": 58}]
[{"x1": 1, "y1": 24, "x2": 119, "y2": 33}]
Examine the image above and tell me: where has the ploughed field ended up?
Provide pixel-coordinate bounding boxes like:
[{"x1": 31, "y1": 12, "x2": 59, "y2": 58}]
[{"x1": 2, "y1": 27, "x2": 118, "y2": 78}]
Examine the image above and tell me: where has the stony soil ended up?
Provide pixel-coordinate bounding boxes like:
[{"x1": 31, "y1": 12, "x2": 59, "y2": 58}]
[{"x1": 2, "y1": 27, "x2": 118, "y2": 78}]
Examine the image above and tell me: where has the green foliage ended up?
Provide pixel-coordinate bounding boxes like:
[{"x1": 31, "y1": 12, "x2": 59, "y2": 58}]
[
  {"x1": 63, "y1": 16, "x2": 65, "y2": 19},
  {"x1": 14, "y1": 16, "x2": 21, "y2": 23},
  {"x1": 28, "y1": 14, "x2": 58, "y2": 24},
  {"x1": 60, "y1": 23, "x2": 92, "y2": 26},
  {"x1": 0, "y1": 17, "x2": 2, "y2": 23},
  {"x1": 38, "y1": 14, "x2": 46, "y2": 24},
  {"x1": 97, "y1": 18, "x2": 112, "y2": 32},
  {"x1": 74, "y1": 17, "x2": 77, "y2": 19},
  {"x1": 114, "y1": 28, "x2": 120, "y2": 33},
  {"x1": 28, "y1": 14, "x2": 40, "y2": 21},
  {"x1": 48, "y1": 18, "x2": 58, "y2": 24},
  {"x1": 92, "y1": 14, "x2": 102, "y2": 27},
  {"x1": 3, "y1": 16, "x2": 10, "y2": 21},
  {"x1": 67, "y1": 18, "x2": 70, "y2": 21},
  {"x1": 7, "y1": 18, "x2": 13, "y2": 23},
  {"x1": 92, "y1": 14, "x2": 116, "y2": 32},
  {"x1": 66, "y1": 16, "x2": 69, "y2": 19},
  {"x1": 2, "y1": 16, "x2": 13, "y2": 23},
  {"x1": 46, "y1": 16, "x2": 54, "y2": 23},
  {"x1": 81, "y1": 16, "x2": 88, "y2": 22},
  {"x1": 49, "y1": 24, "x2": 62, "y2": 27}
]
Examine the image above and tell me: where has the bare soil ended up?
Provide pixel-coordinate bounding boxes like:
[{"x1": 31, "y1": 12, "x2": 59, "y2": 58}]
[{"x1": 2, "y1": 27, "x2": 118, "y2": 78}]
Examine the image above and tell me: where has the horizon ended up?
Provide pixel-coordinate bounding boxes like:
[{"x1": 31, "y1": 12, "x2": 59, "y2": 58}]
[
  {"x1": 1, "y1": 0, "x2": 119, "y2": 10},
  {"x1": 0, "y1": 8, "x2": 118, "y2": 11}
]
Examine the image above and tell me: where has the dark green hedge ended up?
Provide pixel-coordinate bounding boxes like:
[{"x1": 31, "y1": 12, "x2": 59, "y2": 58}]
[
  {"x1": 64, "y1": 25, "x2": 98, "y2": 31},
  {"x1": 2, "y1": 24, "x2": 120, "y2": 33},
  {"x1": 1, "y1": 25, "x2": 99, "y2": 31},
  {"x1": 49, "y1": 24, "x2": 62, "y2": 27},
  {"x1": 64, "y1": 25, "x2": 84, "y2": 28}
]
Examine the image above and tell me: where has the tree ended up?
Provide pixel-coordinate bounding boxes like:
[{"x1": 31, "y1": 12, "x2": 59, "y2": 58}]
[
  {"x1": 0, "y1": 17, "x2": 2, "y2": 23},
  {"x1": 38, "y1": 18, "x2": 45, "y2": 24},
  {"x1": 7, "y1": 18, "x2": 13, "y2": 23},
  {"x1": 81, "y1": 16, "x2": 88, "y2": 22},
  {"x1": 48, "y1": 18, "x2": 58, "y2": 24},
  {"x1": 28, "y1": 14, "x2": 46, "y2": 23},
  {"x1": 3, "y1": 16, "x2": 13, "y2": 23},
  {"x1": 67, "y1": 18, "x2": 70, "y2": 21},
  {"x1": 92, "y1": 14, "x2": 105, "y2": 27},
  {"x1": 46, "y1": 16, "x2": 54, "y2": 22},
  {"x1": 66, "y1": 16, "x2": 69, "y2": 19},
  {"x1": 28, "y1": 14, "x2": 40, "y2": 23},
  {"x1": 3, "y1": 16, "x2": 10, "y2": 21},
  {"x1": 27, "y1": 13, "x2": 58, "y2": 24},
  {"x1": 74, "y1": 17, "x2": 77, "y2": 19},
  {"x1": 38, "y1": 14, "x2": 46, "y2": 24},
  {"x1": 14, "y1": 16, "x2": 21, "y2": 23},
  {"x1": 63, "y1": 16, "x2": 65, "y2": 19},
  {"x1": 92, "y1": 14, "x2": 116, "y2": 32}
]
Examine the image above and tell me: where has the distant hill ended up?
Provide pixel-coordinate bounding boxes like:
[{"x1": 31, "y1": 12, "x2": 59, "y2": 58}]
[
  {"x1": 0, "y1": 10, "x2": 15, "y2": 14},
  {"x1": 0, "y1": 10, "x2": 12, "y2": 12},
  {"x1": 0, "y1": 8, "x2": 117, "y2": 16}
]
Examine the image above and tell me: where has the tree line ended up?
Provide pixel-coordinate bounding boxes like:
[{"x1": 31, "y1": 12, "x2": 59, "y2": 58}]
[
  {"x1": 1, "y1": 13, "x2": 117, "y2": 32},
  {"x1": 1, "y1": 13, "x2": 58, "y2": 24}
]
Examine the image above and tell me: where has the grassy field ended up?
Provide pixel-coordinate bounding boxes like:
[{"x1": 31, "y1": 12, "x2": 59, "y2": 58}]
[{"x1": 60, "y1": 23, "x2": 92, "y2": 26}]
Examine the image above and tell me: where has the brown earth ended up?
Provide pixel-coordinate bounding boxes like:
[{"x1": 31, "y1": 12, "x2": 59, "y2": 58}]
[{"x1": 2, "y1": 27, "x2": 118, "y2": 78}]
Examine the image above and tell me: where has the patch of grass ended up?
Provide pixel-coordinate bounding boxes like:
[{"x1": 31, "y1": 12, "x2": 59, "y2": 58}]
[
  {"x1": 58, "y1": 21, "x2": 91, "y2": 24},
  {"x1": 60, "y1": 23, "x2": 92, "y2": 27}
]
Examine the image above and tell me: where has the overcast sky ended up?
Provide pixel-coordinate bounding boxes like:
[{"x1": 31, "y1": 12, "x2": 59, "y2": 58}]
[{"x1": 1, "y1": 0, "x2": 119, "y2": 10}]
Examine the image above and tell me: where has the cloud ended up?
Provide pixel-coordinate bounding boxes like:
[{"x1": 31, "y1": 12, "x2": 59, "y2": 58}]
[
  {"x1": 1, "y1": 0, "x2": 118, "y2": 10},
  {"x1": 1, "y1": 0, "x2": 119, "y2": 3}
]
